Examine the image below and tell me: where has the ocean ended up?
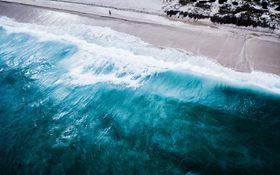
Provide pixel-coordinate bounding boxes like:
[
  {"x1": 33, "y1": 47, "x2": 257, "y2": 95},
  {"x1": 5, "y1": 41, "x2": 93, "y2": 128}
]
[{"x1": 0, "y1": 17, "x2": 280, "y2": 175}]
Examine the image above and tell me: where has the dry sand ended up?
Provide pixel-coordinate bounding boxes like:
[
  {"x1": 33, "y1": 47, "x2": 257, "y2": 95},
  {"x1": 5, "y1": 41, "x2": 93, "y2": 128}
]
[{"x1": 0, "y1": 1, "x2": 279, "y2": 75}]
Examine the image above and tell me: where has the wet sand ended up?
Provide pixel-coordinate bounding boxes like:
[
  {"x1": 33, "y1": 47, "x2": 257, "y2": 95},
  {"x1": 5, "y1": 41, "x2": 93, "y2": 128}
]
[{"x1": 0, "y1": 1, "x2": 280, "y2": 75}]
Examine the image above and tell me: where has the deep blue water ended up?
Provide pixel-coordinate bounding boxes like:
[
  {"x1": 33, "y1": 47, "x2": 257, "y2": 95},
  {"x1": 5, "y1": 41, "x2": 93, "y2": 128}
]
[{"x1": 0, "y1": 22, "x2": 280, "y2": 175}]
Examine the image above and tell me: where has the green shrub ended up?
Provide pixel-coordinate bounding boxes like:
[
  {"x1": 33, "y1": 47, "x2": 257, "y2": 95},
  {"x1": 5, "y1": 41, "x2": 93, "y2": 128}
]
[{"x1": 179, "y1": 0, "x2": 190, "y2": 6}]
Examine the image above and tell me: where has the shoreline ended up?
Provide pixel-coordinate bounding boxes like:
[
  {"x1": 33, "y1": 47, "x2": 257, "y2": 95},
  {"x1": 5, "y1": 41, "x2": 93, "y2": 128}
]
[{"x1": 0, "y1": 1, "x2": 280, "y2": 75}]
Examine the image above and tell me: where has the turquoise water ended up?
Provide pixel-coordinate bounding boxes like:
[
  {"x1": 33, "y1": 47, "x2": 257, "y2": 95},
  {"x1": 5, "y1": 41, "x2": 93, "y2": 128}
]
[{"x1": 0, "y1": 19, "x2": 280, "y2": 175}]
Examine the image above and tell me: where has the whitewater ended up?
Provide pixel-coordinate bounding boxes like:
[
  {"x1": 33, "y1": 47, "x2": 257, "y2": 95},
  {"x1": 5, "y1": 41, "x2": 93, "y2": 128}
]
[{"x1": 0, "y1": 16, "x2": 280, "y2": 175}]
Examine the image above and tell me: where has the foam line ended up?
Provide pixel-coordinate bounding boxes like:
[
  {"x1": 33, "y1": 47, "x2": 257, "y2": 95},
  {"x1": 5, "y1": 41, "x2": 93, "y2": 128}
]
[{"x1": 0, "y1": 17, "x2": 280, "y2": 94}]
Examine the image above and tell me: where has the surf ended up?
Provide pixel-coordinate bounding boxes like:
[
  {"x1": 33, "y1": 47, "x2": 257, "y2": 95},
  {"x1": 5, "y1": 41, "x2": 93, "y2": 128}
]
[
  {"x1": 0, "y1": 17, "x2": 280, "y2": 94},
  {"x1": 0, "y1": 16, "x2": 280, "y2": 175}
]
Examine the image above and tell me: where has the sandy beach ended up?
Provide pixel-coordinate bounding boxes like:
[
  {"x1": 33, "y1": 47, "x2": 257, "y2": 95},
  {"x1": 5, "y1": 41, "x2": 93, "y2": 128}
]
[
  {"x1": 1, "y1": 1, "x2": 280, "y2": 174},
  {"x1": 0, "y1": 0, "x2": 280, "y2": 75}
]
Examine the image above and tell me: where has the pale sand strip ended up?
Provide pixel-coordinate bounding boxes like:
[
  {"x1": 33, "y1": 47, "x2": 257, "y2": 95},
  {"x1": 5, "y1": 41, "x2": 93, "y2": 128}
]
[{"x1": 0, "y1": 1, "x2": 279, "y2": 75}]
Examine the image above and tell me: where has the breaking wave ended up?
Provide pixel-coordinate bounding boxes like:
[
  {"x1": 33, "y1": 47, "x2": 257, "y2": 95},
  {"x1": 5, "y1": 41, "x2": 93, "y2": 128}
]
[{"x1": 0, "y1": 17, "x2": 280, "y2": 175}]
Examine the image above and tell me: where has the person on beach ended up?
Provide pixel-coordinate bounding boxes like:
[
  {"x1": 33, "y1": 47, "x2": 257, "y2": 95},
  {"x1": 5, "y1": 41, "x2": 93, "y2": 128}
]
[{"x1": 109, "y1": 10, "x2": 111, "y2": 16}]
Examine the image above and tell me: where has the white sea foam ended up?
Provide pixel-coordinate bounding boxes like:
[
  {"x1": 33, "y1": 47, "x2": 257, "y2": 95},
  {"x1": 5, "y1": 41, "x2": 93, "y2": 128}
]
[{"x1": 0, "y1": 17, "x2": 280, "y2": 94}]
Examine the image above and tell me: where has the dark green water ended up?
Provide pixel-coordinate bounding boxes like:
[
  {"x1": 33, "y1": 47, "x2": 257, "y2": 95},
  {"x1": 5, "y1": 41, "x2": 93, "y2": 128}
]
[{"x1": 0, "y1": 20, "x2": 280, "y2": 175}]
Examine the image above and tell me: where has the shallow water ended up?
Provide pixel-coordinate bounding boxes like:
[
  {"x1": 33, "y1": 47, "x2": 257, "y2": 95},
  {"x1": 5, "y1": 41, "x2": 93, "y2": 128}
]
[{"x1": 0, "y1": 17, "x2": 280, "y2": 175}]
